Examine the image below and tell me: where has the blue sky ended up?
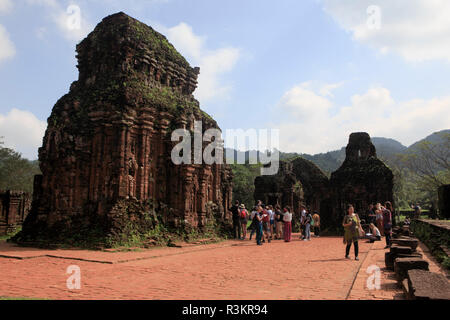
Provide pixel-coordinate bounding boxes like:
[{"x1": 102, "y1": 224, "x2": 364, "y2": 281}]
[{"x1": 0, "y1": 0, "x2": 450, "y2": 159}]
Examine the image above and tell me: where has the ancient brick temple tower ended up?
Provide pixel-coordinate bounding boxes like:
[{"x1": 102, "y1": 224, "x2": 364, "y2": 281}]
[
  {"x1": 16, "y1": 12, "x2": 233, "y2": 244},
  {"x1": 330, "y1": 132, "x2": 393, "y2": 225}
]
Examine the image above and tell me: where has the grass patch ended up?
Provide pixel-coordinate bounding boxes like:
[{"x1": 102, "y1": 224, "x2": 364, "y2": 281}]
[{"x1": 0, "y1": 227, "x2": 22, "y2": 242}]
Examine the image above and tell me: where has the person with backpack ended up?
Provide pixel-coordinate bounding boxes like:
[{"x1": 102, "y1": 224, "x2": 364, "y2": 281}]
[
  {"x1": 304, "y1": 210, "x2": 313, "y2": 241},
  {"x1": 229, "y1": 200, "x2": 241, "y2": 240},
  {"x1": 239, "y1": 204, "x2": 248, "y2": 240}
]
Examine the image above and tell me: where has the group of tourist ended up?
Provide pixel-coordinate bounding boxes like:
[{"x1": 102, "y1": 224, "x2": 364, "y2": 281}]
[
  {"x1": 342, "y1": 201, "x2": 394, "y2": 260},
  {"x1": 231, "y1": 199, "x2": 395, "y2": 261},
  {"x1": 229, "y1": 200, "x2": 321, "y2": 246}
]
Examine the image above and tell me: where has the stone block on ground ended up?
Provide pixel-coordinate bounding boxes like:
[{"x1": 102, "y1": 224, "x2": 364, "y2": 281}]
[
  {"x1": 406, "y1": 269, "x2": 450, "y2": 300},
  {"x1": 385, "y1": 251, "x2": 423, "y2": 270},
  {"x1": 394, "y1": 257, "x2": 429, "y2": 281},
  {"x1": 391, "y1": 238, "x2": 419, "y2": 251},
  {"x1": 390, "y1": 245, "x2": 413, "y2": 255}
]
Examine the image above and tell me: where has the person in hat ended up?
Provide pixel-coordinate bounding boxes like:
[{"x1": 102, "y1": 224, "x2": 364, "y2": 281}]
[{"x1": 239, "y1": 204, "x2": 249, "y2": 240}]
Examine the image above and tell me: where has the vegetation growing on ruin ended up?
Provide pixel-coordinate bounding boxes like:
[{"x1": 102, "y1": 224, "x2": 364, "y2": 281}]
[
  {"x1": 129, "y1": 18, "x2": 190, "y2": 69},
  {"x1": 410, "y1": 219, "x2": 450, "y2": 270}
]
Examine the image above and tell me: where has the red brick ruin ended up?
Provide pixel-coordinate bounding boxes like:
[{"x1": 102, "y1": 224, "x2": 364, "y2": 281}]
[
  {"x1": 0, "y1": 191, "x2": 31, "y2": 235},
  {"x1": 15, "y1": 12, "x2": 233, "y2": 245},
  {"x1": 330, "y1": 132, "x2": 394, "y2": 226}
]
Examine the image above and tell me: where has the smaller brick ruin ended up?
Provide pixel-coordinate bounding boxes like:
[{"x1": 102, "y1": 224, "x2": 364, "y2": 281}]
[
  {"x1": 330, "y1": 132, "x2": 394, "y2": 226},
  {"x1": 254, "y1": 132, "x2": 394, "y2": 231},
  {"x1": 0, "y1": 191, "x2": 31, "y2": 235},
  {"x1": 254, "y1": 161, "x2": 304, "y2": 213},
  {"x1": 254, "y1": 157, "x2": 331, "y2": 228}
]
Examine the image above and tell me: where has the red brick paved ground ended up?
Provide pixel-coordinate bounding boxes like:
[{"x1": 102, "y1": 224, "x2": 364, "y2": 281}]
[{"x1": 0, "y1": 234, "x2": 445, "y2": 300}]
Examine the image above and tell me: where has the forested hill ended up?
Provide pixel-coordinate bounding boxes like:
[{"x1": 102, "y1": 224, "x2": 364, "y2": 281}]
[{"x1": 280, "y1": 130, "x2": 448, "y2": 175}]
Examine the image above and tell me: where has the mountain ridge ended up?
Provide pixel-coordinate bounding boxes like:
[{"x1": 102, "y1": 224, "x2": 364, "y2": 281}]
[{"x1": 225, "y1": 129, "x2": 449, "y2": 175}]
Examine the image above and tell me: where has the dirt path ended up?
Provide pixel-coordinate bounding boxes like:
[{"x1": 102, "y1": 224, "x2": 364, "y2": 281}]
[{"x1": 0, "y1": 234, "x2": 405, "y2": 300}]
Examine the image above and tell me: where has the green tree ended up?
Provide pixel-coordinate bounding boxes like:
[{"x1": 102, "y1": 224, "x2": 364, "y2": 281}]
[
  {"x1": 0, "y1": 137, "x2": 41, "y2": 193},
  {"x1": 230, "y1": 163, "x2": 261, "y2": 209},
  {"x1": 396, "y1": 132, "x2": 450, "y2": 209}
]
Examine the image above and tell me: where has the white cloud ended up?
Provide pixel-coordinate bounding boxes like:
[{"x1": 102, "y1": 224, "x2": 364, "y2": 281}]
[
  {"x1": 0, "y1": 0, "x2": 15, "y2": 64},
  {"x1": 0, "y1": 109, "x2": 47, "y2": 160},
  {"x1": 273, "y1": 83, "x2": 450, "y2": 154},
  {"x1": 319, "y1": 82, "x2": 344, "y2": 98},
  {"x1": 28, "y1": 0, "x2": 93, "y2": 42},
  {"x1": 157, "y1": 22, "x2": 241, "y2": 103},
  {"x1": 278, "y1": 82, "x2": 332, "y2": 120},
  {"x1": 322, "y1": 0, "x2": 450, "y2": 62},
  {"x1": 0, "y1": 24, "x2": 15, "y2": 62},
  {"x1": 0, "y1": 0, "x2": 12, "y2": 13}
]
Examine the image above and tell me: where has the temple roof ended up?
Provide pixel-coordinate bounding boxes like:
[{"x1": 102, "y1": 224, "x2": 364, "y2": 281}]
[{"x1": 77, "y1": 12, "x2": 192, "y2": 71}]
